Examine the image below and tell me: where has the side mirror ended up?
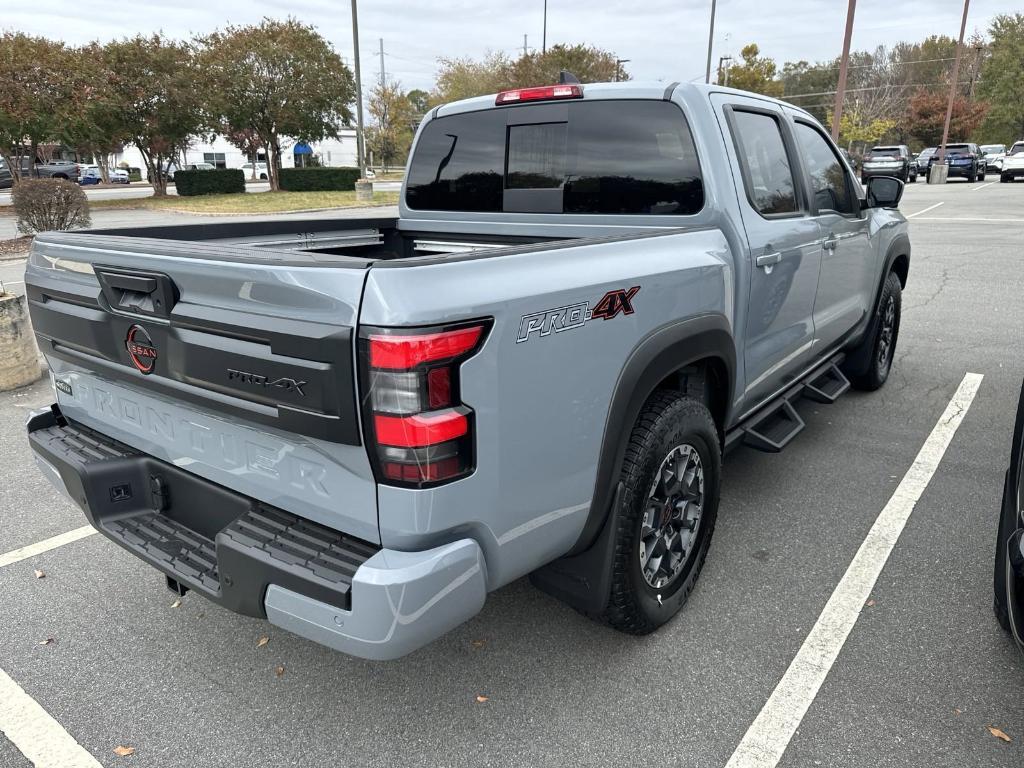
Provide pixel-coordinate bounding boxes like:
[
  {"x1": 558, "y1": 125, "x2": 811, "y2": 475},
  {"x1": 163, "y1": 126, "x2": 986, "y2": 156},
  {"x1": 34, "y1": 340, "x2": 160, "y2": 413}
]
[{"x1": 865, "y1": 175, "x2": 904, "y2": 209}]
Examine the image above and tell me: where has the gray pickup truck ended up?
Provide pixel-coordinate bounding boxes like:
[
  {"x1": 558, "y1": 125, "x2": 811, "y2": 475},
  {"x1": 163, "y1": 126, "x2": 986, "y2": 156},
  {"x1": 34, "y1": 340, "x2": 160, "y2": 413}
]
[{"x1": 24, "y1": 81, "x2": 910, "y2": 659}]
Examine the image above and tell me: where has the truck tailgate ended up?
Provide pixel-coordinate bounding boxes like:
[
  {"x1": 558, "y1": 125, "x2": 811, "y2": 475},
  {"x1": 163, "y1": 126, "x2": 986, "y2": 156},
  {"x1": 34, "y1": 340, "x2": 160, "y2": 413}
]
[{"x1": 25, "y1": 233, "x2": 379, "y2": 544}]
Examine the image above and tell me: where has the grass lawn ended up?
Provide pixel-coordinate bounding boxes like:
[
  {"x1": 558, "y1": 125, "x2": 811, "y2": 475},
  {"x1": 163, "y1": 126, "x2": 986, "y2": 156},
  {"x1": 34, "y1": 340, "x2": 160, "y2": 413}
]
[{"x1": 89, "y1": 190, "x2": 399, "y2": 215}]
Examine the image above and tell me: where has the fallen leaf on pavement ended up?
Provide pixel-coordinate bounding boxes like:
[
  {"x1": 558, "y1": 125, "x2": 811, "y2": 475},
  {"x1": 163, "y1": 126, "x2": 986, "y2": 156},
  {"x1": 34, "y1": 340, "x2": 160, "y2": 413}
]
[
  {"x1": 475, "y1": 695, "x2": 489, "y2": 703},
  {"x1": 170, "y1": 598, "x2": 182, "y2": 609},
  {"x1": 987, "y1": 726, "x2": 1011, "y2": 743},
  {"x1": 865, "y1": 599, "x2": 876, "y2": 607},
  {"x1": 953, "y1": 708, "x2": 962, "y2": 716},
  {"x1": 275, "y1": 665, "x2": 285, "y2": 677},
  {"x1": 39, "y1": 638, "x2": 55, "y2": 646},
  {"x1": 113, "y1": 746, "x2": 135, "y2": 757},
  {"x1": 470, "y1": 639, "x2": 486, "y2": 649},
  {"x1": 33, "y1": 569, "x2": 45, "y2": 579},
  {"x1": 257, "y1": 636, "x2": 269, "y2": 648}
]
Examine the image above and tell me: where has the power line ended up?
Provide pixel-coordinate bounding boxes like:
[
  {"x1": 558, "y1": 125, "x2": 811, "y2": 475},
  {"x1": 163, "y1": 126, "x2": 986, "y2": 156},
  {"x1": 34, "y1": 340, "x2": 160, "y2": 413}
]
[{"x1": 786, "y1": 79, "x2": 974, "y2": 99}]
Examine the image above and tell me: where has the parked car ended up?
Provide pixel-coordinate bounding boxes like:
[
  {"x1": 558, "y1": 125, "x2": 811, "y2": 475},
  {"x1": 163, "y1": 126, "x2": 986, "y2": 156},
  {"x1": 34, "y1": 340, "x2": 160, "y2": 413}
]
[
  {"x1": 24, "y1": 81, "x2": 910, "y2": 660},
  {"x1": 0, "y1": 157, "x2": 82, "y2": 185},
  {"x1": 916, "y1": 147, "x2": 937, "y2": 174},
  {"x1": 862, "y1": 145, "x2": 916, "y2": 183},
  {"x1": 240, "y1": 162, "x2": 269, "y2": 180},
  {"x1": 162, "y1": 162, "x2": 218, "y2": 181},
  {"x1": 0, "y1": 158, "x2": 12, "y2": 190},
  {"x1": 78, "y1": 166, "x2": 131, "y2": 185},
  {"x1": 994, "y1": 379, "x2": 1024, "y2": 647},
  {"x1": 999, "y1": 141, "x2": 1024, "y2": 183},
  {"x1": 980, "y1": 144, "x2": 1007, "y2": 173},
  {"x1": 929, "y1": 142, "x2": 985, "y2": 182}
]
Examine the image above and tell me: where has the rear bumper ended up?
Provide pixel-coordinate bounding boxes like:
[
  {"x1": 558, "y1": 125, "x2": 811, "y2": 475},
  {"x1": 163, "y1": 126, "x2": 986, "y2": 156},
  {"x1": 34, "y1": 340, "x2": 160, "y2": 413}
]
[
  {"x1": 861, "y1": 168, "x2": 906, "y2": 179},
  {"x1": 1001, "y1": 167, "x2": 1024, "y2": 178},
  {"x1": 27, "y1": 405, "x2": 486, "y2": 660},
  {"x1": 941, "y1": 164, "x2": 976, "y2": 178}
]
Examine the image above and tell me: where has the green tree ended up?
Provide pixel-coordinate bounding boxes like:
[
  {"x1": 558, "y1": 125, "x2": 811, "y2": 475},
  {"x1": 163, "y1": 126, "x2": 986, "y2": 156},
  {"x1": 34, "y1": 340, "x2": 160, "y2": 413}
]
[
  {"x1": 432, "y1": 44, "x2": 628, "y2": 103},
  {"x1": 978, "y1": 13, "x2": 1024, "y2": 145},
  {"x1": 779, "y1": 60, "x2": 837, "y2": 122},
  {"x1": 406, "y1": 89, "x2": 431, "y2": 116},
  {"x1": 724, "y1": 44, "x2": 784, "y2": 97},
  {"x1": 101, "y1": 34, "x2": 204, "y2": 196},
  {"x1": 199, "y1": 18, "x2": 355, "y2": 190},
  {"x1": 366, "y1": 81, "x2": 417, "y2": 171},
  {"x1": 0, "y1": 33, "x2": 77, "y2": 184},
  {"x1": 61, "y1": 44, "x2": 129, "y2": 184}
]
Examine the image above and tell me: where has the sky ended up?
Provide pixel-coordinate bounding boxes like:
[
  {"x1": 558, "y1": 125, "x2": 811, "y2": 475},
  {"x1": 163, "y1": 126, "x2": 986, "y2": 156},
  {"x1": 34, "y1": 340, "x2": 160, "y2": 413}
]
[{"x1": 2, "y1": 0, "x2": 1016, "y2": 94}]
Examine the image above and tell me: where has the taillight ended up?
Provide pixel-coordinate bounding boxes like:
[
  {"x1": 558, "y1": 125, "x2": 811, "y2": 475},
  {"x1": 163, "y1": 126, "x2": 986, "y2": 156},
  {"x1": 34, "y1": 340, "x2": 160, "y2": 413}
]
[
  {"x1": 359, "y1": 320, "x2": 490, "y2": 487},
  {"x1": 495, "y1": 84, "x2": 583, "y2": 105}
]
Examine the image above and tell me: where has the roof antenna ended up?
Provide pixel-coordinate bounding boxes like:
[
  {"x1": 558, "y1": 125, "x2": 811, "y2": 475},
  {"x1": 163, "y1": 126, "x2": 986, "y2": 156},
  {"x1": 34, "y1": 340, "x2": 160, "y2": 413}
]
[{"x1": 558, "y1": 70, "x2": 580, "y2": 85}]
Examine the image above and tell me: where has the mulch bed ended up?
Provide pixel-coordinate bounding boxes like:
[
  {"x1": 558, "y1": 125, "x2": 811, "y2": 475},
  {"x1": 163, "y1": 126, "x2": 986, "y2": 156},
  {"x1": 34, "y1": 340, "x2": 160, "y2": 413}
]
[{"x1": 0, "y1": 236, "x2": 32, "y2": 260}]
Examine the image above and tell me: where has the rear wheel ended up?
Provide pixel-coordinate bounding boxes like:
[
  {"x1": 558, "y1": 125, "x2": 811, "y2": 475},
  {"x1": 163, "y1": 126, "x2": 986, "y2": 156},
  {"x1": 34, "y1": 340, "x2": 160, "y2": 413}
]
[
  {"x1": 845, "y1": 271, "x2": 902, "y2": 391},
  {"x1": 994, "y1": 471, "x2": 1015, "y2": 632},
  {"x1": 605, "y1": 391, "x2": 721, "y2": 635}
]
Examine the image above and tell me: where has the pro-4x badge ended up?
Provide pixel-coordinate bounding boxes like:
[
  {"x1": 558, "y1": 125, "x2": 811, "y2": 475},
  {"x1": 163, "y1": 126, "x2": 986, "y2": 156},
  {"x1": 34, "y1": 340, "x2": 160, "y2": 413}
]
[{"x1": 516, "y1": 287, "x2": 639, "y2": 343}]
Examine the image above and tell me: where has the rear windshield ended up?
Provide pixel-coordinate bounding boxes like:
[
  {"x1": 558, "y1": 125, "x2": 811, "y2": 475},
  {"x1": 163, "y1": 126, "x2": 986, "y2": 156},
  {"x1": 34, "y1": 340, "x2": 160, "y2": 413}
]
[
  {"x1": 405, "y1": 99, "x2": 704, "y2": 215},
  {"x1": 869, "y1": 147, "x2": 901, "y2": 158},
  {"x1": 945, "y1": 144, "x2": 970, "y2": 153},
  {"x1": 980, "y1": 144, "x2": 1005, "y2": 153},
  {"x1": 1009, "y1": 143, "x2": 1024, "y2": 156}
]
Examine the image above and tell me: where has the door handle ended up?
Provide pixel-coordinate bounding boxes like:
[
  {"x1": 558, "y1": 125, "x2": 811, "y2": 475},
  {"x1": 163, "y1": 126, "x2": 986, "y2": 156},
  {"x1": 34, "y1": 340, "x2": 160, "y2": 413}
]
[
  {"x1": 823, "y1": 233, "x2": 839, "y2": 252},
  {"x1": 756, "y1": 251, "x2": 782, "y2": 268}
]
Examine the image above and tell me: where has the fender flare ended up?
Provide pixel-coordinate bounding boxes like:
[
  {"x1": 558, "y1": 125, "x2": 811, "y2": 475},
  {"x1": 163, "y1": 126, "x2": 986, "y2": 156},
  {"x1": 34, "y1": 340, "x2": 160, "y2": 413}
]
[
  {"x1": 574, "y1": 313, "x2": 735, "y2": 556},
  {"x1": 529, "y1": 314, "x2": 735, "y2": 614},
  {"x1": 846, "y1": 232, "x2": 911, "y2": 373}
]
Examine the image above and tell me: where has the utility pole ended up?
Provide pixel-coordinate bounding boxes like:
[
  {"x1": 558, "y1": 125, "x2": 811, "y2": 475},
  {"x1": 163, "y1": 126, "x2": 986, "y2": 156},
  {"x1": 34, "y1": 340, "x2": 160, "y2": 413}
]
[
  {"x1": 379, "y1": 38, "x2": 385, "y2": 89},
  {"x1": 938, "y1": 0, "x2": 971, "y2": 162},
  {"x1": 830, "y1": 0, "x2": 857, "y2": 141},
  {"x1": 350, "y1": 0, "x2": 365, "y2": 178},
  {"x1": 704, "y1": 0, "x2": 717, "y2": 84},
  {"x1": 542, "y1": 0, "x2": 547, "y2": 54},
  {"x1": 523, "y1": 34, "x2": 528, "y2": 58},
  {"x1": 614, "y1": 58, "x2": 630, "y2": 82}
]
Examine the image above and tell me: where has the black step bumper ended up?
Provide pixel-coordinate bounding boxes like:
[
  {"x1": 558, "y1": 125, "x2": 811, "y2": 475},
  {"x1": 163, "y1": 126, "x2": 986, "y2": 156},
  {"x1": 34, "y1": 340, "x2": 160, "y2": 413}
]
[{"x1": 27, "y1": 405, "x2": 379, "y2": 617}]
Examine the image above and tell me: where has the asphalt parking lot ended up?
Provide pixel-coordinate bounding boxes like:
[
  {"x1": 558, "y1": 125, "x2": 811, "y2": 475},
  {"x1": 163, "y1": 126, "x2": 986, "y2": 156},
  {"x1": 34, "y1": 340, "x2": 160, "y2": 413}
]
[{"x1": 1, "y1": 178, "x2": 1023, "y2": 767}]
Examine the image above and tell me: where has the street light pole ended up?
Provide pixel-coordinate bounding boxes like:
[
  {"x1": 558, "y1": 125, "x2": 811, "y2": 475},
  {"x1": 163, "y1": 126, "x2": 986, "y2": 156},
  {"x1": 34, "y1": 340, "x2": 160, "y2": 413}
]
[
  {"x1": 938, "y1": 0, "x2": 971, "y2": 163},
  {"x1": 350, "y1": 0, "x2": 366, "y2": 178},
  {"x1": 830, "y1": 0, "x2": 857, "y2": 142},
  {"x1": 614, "y1": 58, "x2": 630, "y2": 82},
  {"x1": 704, "y1": 0, "x2": 717, "y2": 84}
]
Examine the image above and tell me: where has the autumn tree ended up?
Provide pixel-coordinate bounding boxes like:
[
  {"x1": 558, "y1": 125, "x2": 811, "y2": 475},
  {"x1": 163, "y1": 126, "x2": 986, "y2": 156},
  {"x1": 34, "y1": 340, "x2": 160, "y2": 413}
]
[
  {"x1": 0, "y1": 33, "x2": 77, "y2": 184},
  {"x1": 978, "y1": 13, "x2": 1024, "y2": 145},
  {"x1": 906, "y1": 89, "x2": 989, "y2": 147},
  {"x1": 224, "y1": 126, "x2": 266, "y2": 179},
  {"x1": 723, "y1": 44, "x2": 784, "y2": 97},
  {"x1": 433, "y1": 44, "x2": 628, "y2": 103},
  {"x1": 198, "y1": 18, "x2": 355, "y2": 190},
  {"x1": 101, "y1": 35, "x2": 204, "y2": 195},
  {"x1": 61, "y1": 44, "x2": 128, "y2": 183},
  {"x1": 406, "y1": 89, "x2": 431, "y2": 116},
  {"x1": 366, "y1": 81, "x2": 417, "y2": 171}
]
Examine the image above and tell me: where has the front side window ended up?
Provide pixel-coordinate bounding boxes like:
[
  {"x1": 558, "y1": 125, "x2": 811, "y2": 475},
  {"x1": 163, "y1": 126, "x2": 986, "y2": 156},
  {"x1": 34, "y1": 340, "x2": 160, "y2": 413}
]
[
  {"x1": 405, "y1": 100, "x2": 703, "y2": 215},
  {"x1": 794, "y1": 122, "x2": 855, "y2": 216},
  {"x1": 729, "y1": 110, "x2": 799, "y2": 216}
]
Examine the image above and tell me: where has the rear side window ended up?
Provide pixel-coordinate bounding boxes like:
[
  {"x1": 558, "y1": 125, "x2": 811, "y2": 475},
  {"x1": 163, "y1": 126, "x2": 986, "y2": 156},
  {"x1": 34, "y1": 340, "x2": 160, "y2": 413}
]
[
  {"x1": 794, "y1": 122, "x2": 856, "y2": 216},
  {"x1": 729, "y1": 110, "x2": 799, "y2": 216},
  {"x1": 405, "y1": 100, "x2": 703, "y2": 215}
]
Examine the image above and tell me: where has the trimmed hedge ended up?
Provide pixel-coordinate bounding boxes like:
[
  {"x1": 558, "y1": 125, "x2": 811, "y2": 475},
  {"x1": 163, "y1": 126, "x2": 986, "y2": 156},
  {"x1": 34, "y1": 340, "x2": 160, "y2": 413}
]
[
  {"x1": 174, "y1": 168, "x2": 245, "y2": 196},
  {"x1": 279, "y1": 167, "x2": 360, "y2": 192}
]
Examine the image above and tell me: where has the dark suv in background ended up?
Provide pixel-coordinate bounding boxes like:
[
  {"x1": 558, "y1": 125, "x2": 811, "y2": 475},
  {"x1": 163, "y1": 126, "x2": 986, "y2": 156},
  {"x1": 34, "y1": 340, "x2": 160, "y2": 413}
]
[
  {"x1": 929, "y1": 142, "x2": 985, "y2": 182},
  {"x1": 861, "y1": 145, "x2": 916, "y2": 183}
]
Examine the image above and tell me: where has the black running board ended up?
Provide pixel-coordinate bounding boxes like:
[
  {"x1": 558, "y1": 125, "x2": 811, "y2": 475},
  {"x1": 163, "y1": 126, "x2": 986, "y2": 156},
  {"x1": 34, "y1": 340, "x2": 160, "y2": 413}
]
[{"x1": 726, "y1": 355, "x2": 849, "y2": 454}]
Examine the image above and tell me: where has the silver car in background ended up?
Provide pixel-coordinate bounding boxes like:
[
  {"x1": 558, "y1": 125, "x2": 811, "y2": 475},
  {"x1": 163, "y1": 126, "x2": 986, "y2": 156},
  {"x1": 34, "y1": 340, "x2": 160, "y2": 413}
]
[{"x1": 981, "y1": 144, "x2": 1007, "y2": 173}]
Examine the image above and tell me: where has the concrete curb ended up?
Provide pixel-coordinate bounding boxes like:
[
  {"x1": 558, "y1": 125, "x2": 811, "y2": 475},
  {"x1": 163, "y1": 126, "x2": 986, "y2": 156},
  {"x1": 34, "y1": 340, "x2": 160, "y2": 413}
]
[{"x1": 0, "y1": 293, "x2": 42, "y2": 391}]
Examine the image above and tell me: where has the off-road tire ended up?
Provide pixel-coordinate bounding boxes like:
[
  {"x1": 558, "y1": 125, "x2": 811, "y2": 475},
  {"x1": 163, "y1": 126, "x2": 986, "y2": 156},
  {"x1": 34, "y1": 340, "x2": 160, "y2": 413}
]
[
  {"x1": 845, "y1": 271, "x2": 902, "y2": 391},
  {"x1": 604, "y1": 391, "x2": 721, "y2": 635}
]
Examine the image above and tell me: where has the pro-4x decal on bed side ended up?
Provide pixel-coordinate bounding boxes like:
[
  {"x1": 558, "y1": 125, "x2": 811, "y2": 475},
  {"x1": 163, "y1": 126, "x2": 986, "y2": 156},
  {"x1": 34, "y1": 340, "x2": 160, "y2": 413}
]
[{"x1": 517, "y1": 287, "x2": 640, "y2": 343}]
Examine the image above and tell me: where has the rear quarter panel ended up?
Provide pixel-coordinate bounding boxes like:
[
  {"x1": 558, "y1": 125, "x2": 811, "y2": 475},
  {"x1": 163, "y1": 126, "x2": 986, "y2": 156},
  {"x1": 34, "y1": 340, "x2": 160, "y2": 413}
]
[{"x1": 361, "y1": 229, "x2": 734, "y2": 588}]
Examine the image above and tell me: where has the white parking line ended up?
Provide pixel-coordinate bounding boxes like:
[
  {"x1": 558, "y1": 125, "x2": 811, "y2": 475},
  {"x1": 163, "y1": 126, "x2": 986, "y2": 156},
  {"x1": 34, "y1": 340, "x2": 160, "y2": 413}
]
[
  {"x1": 913, "y1": 216, "x2": 1024, "y2": 224},
  {"x1": 725, "y1": 372, "x2": 983, "y2": 768},
  {"x1": 906, "y1": 202, "x2": 944, "y2": 218},
  {"x1": 0, "y1": 666, "x2": 102, "y2": 768},
  {"x1": 0, "y1": 526, "x2": 96, "y2": 569},
  {"x1": 970, "y1": 181, "x2": 996, "y2": 192}
]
